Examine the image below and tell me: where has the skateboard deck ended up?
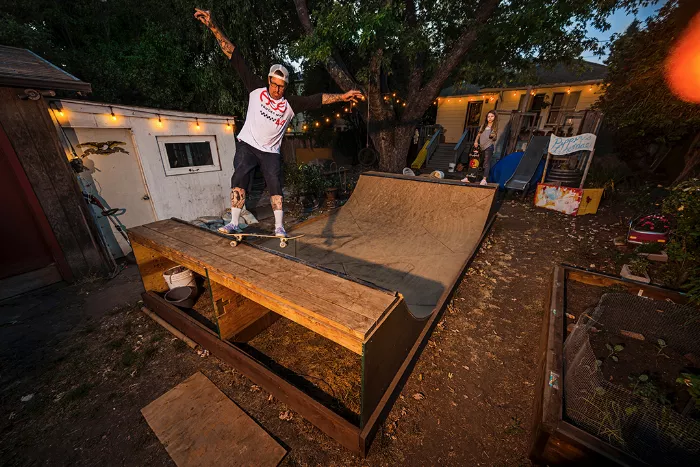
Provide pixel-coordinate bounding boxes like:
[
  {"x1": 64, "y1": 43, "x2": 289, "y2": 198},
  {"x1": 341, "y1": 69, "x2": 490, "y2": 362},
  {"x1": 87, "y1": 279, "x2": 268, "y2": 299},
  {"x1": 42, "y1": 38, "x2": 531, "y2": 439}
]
[{"x1": 221, "y1": 232, "x2": 305, "y2": 248}]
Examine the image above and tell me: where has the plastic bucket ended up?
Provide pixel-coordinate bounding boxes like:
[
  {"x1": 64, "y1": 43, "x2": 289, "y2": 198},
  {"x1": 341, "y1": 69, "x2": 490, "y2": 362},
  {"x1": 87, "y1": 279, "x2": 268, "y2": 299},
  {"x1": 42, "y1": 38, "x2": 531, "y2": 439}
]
[
  {"x1": 163, "y1": 266, "x2": 195, "y2": 290},
  {"x1": 164, "y1": 286, "x2": 197, "y2": 309}
]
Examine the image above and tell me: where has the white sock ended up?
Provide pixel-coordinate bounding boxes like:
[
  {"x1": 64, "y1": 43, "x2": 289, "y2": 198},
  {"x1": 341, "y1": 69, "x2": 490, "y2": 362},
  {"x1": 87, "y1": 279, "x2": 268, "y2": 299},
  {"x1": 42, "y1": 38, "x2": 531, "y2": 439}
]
[
  {"x1": 273, "y1": 209, "x2": 284, "y2": 228},
  {"x1": 230, "y1": 207, "x2": 242, "y2": 226}
]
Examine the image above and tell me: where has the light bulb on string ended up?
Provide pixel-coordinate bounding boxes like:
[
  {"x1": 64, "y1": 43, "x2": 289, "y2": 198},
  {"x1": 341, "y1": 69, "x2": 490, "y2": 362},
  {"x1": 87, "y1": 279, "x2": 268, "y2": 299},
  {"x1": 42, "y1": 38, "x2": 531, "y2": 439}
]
[
  {"x1": 336, "y1": 113, "x2": 341, "y2": 118},
  {"x1": 110, "y1": 106, "x2": 117, "y2": 121},
  {"x1": 402, "y1": 102, "x2": 406, "y2": 107},
  {"x1": 314, "y1": 121, "x2": 320, "y2": 128},
  {"x1": 325, "y1": 117, "x2": 330, "y2": 123},
  {"x1": 195, "y1": 118, "x2": 200, "y2": 129},
  {"x1": 226, "y1": 119, "x2": 232, "y2": 130},
  {"x1": 567, "y1": 87, "x2": 571, "y2": 94},
  {"x1": 58, "y1": 109, "x2": 64, "y2": 117},
  {"x1": 392, "y1": 92, "x2": 396, "y2": 97},
  {"x1": 157, "y1": 114, "x2": 163, "y2": 127}
]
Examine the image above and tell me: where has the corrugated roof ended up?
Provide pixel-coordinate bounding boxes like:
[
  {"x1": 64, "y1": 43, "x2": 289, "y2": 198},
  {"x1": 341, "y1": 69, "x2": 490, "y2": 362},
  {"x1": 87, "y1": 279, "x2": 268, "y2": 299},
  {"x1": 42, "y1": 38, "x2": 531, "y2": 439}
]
[
  {"x1": 441, "y1": 60, "x2": 607, "y2": 97},
  {"x1": 0, "y1": 45, "x2": 91, "y2": 92}
]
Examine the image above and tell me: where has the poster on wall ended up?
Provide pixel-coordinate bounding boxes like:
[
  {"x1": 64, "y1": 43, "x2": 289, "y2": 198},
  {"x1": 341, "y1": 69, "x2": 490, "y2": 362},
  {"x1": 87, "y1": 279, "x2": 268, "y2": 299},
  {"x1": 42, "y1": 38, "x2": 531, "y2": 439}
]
[{"x1": 534, "y1": 183, "x2": 583, "y2": 215}]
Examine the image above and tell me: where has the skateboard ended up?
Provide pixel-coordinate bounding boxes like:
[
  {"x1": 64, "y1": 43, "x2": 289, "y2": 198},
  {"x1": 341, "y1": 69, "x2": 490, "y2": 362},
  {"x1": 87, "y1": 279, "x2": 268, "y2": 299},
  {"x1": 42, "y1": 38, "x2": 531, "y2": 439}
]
[
  {"x1": 222, "y1": 232, "x2": 305, "y2": 248},
  {"x1": 466, "y1": 146, "x2": 482, "y2": 182}
]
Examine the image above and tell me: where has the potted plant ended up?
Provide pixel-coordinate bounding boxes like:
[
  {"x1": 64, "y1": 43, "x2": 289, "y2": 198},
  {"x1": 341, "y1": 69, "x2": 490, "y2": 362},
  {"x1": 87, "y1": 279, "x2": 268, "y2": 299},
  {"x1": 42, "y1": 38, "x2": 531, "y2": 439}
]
[{"x1": 621, "y1": 257, "x2": 651, "y2": 284}]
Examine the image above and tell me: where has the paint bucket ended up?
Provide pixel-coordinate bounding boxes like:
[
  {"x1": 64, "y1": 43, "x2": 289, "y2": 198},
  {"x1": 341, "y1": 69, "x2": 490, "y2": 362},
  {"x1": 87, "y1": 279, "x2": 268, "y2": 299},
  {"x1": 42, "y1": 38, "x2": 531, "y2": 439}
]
[
  {"x1": 164, "y1": 286, "x2": 198, "y2": 309},
  {"x1": 430, "y1": 170, "x2": 444, "y2": 179},
  {"x1": 402, "y1": 167, "x2": 416, "y2": 176},
  {"x1": 448, "y1": 163, "x2": 456, "y2": 173},
  {"x1": 163, "y1": 266, "x2": 195, "y2": 290}
]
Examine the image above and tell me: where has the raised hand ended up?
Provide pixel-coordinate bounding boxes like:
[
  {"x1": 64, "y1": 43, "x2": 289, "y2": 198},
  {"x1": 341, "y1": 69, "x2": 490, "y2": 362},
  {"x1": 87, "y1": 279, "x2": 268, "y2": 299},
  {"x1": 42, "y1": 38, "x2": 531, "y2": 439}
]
[
  {"x1": 194, "y1": 8, "x2": 214, "y2": 28},
  {"x1": 342, "y1": 90, "x2": 364, "y2": 103}
]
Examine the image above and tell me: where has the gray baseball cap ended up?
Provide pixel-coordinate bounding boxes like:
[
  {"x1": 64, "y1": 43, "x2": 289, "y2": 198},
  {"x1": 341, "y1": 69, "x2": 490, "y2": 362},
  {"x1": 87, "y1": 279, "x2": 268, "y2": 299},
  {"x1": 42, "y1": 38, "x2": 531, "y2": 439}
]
[{"x1": 268, "y1": 64, "x2": 289, "y2": 83}]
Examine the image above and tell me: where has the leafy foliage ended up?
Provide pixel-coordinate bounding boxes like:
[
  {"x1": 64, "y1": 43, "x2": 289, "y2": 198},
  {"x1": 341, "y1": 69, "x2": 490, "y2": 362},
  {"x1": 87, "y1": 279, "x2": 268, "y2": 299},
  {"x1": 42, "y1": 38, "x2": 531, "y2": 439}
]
[
  {"x1": 662, "y1": 178, "x2": 700, "y2": 301},
  {"x1": 0, "y1": 0, "x2": 302, "y2": 117},
  {"x1": 595, "y1": 1, "x2": 700, "y2": 163}
]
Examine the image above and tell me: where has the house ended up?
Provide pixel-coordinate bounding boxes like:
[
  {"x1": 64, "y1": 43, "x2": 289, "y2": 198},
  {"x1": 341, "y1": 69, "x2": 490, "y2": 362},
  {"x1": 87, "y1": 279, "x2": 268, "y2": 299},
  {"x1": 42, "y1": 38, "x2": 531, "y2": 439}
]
[
  {"x1": 0, "y1": 46, "x2": 114, "y2": 299},
  {"x1": 51, "y1": 100, "x2": 238, "y2": 259},
  {"x1": 428, "y1": 61, "x2": 607, "y2": 172}
]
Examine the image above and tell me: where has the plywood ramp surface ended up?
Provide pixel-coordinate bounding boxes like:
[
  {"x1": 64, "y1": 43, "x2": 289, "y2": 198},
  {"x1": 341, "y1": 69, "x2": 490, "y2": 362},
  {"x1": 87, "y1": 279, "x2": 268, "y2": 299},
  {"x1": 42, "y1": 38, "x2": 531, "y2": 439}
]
[
  {"x1": 265, "y1": 173, "x2": 496, "y2": 318},
  {"x1": 141, "y1": 372, "x2": 286, "y2": 467},
  {"x1": 129, "y1": 220, "x2": 397, "y2": 350}
]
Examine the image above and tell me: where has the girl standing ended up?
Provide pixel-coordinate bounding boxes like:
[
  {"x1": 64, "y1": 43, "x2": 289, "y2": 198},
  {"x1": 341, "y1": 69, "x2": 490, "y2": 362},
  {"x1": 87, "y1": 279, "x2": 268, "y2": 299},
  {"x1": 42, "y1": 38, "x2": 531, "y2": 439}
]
[{"x1": 463, "y1": 110, "x2": 498, "y2": 185}]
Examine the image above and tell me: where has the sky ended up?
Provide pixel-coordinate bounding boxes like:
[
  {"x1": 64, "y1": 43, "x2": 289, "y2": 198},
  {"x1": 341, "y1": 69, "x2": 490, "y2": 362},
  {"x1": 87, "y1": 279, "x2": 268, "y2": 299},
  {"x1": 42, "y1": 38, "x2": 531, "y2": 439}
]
[{"x1": 585, "y1": 2, "x2": 666, "y2": 64}]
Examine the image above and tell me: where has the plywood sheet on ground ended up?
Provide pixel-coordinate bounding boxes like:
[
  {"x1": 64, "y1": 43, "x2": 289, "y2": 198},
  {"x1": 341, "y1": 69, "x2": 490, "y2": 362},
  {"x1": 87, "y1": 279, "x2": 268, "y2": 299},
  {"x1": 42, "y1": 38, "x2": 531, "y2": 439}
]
[
  {"x1": 141, "y1": 372, "x2": 286, "y2": 467},
  {"x1": 265, "y1": 173, "x2": 496, "y2": 318}
]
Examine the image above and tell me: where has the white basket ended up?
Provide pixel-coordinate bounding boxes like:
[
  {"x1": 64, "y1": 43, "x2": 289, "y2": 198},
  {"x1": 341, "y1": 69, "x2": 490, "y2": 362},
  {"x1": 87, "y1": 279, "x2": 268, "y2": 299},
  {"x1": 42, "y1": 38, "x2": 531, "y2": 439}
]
[{"x1": 163, "y1": 266, "x2": 195, "y2": 290}]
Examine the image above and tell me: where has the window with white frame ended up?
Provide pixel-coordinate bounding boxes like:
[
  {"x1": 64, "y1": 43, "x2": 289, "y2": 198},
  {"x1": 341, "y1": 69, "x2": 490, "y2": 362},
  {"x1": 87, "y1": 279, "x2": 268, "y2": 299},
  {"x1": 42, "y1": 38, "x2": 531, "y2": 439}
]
[{"x1": 157, "y1": 135, "x2": 221, "y2": 176}]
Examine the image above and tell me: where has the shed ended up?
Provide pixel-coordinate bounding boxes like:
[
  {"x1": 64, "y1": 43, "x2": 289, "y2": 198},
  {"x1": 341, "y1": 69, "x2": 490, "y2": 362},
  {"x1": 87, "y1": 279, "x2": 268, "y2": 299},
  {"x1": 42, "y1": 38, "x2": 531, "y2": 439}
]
[{"x1": 0, "y1": 45, "x2": 113, "y2": 299}]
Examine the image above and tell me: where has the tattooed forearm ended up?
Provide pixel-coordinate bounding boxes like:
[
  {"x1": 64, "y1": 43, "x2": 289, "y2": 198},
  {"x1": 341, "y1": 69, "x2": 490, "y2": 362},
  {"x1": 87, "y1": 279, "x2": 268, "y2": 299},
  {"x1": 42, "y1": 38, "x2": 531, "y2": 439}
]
[
  {"x1": 231, "y1": 187, "x2": 246, "y2": 209},
  {"x1": 210, "y1": 25, "x2": 235, "y2": 59},
  {"x1": 322, "y1": 94, "x2": 345, "y2": 105},
  {"x1": 270, "y1": 195, "x2": 283, "y2": 211}
]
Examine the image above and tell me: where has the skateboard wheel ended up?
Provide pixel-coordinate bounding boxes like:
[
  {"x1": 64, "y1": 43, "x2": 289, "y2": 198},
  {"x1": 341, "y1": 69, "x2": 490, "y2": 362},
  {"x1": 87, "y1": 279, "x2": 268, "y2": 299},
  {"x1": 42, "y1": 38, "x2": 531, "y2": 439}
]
[
  {"x1": 280, "y1": 240, "x2": 288, "y2": 248},
  {"x1": 234, "y1": 234, "x2": 243, "y2": 241},
  {"x1": 230, "y1": 240, "x2": 239, "y2": 247}
]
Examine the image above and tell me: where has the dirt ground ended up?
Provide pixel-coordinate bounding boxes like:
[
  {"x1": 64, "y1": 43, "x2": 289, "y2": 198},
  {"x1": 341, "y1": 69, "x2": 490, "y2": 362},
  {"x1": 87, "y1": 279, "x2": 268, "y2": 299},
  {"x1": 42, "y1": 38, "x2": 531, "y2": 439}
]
[{"x1": 0, "y1": 194, "x2": 646, "y2": 466}]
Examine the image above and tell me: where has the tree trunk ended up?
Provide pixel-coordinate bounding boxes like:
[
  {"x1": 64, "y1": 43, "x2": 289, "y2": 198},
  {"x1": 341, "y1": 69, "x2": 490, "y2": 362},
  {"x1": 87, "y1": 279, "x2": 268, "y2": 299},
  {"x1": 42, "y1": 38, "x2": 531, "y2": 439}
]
[{"x1": 673, "y1": 131, "x2": 700, "y2": 184}]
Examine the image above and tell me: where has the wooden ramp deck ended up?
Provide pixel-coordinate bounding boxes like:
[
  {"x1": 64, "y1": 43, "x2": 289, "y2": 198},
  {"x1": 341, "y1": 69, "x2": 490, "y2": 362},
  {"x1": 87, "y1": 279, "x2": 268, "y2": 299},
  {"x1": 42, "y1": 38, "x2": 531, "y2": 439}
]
[{"x1": 129, "y1": 219, "x2": 397, "y2": 354}]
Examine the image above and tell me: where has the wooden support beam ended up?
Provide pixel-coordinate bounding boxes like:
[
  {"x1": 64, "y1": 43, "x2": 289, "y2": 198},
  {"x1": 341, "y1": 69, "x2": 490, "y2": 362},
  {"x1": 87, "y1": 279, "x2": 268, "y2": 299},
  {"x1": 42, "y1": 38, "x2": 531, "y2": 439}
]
[{"x1": 141, "y1": 291, "x2": 363, "y2": 454}]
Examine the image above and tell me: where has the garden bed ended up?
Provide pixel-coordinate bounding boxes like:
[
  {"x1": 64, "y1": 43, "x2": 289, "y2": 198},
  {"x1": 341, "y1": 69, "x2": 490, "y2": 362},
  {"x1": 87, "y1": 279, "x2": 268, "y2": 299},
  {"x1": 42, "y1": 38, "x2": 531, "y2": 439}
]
[{"x1": 531, "y1": 265, "x2": 700, "y2": 466}]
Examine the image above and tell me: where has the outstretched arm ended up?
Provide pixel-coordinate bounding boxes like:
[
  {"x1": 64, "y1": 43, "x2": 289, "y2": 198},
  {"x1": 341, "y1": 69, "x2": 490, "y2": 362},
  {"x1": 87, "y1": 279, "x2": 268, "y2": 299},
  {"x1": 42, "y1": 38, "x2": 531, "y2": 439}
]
[
  {"x1": 194, "y1": 8, "x2": 234, "y2": 59},
  {"x1": 322, "y1": 90, "x2": 363, "y2": 105}
]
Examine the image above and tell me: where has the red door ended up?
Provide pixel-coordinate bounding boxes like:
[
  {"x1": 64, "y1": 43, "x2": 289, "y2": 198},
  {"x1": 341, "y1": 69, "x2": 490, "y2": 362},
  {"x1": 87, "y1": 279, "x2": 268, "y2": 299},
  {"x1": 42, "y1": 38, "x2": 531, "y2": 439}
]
[{"x1": 0, "y1": 124, "x2": 67, "y2": 281}]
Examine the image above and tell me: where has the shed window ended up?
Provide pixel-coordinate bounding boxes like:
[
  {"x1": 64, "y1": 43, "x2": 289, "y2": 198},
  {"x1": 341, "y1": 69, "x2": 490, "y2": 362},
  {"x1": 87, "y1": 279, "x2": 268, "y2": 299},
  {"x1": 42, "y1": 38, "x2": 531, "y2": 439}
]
[{"x1": 157, "y1": 136, "x2": 221, "y2": 176}]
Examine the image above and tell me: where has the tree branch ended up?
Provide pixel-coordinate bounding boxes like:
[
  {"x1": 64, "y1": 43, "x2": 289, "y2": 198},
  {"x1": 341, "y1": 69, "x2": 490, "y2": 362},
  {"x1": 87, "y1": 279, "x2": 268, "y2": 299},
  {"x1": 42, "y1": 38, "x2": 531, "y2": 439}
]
[
  {"x1": 292, "y1": 0, "x2": 359, "y2": 92},
  {"x1": 403, "y1": 0, "x2": 500, "y2": 121}
]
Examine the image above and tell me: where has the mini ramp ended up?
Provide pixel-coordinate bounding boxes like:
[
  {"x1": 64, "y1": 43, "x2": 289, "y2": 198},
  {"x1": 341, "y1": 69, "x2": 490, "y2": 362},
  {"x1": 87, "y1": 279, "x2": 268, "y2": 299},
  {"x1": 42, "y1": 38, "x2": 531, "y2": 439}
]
[
  {"x1": 128, "y1": 172, "x2": 496, "y2": 456},
  {"x1": 265, "y1": 172, "x2": 497, "y2": 318}
]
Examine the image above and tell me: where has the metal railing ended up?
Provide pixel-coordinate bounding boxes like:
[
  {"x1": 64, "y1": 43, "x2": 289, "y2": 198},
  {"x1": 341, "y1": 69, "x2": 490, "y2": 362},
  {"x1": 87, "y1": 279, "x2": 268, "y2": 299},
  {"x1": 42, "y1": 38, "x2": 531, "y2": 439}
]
[
  {"x1": 453, "y1": 126, "x2": 480, "y2": 163},
  {"x1": 425, "y1": 125, "x2": 443, "y2": 164}
]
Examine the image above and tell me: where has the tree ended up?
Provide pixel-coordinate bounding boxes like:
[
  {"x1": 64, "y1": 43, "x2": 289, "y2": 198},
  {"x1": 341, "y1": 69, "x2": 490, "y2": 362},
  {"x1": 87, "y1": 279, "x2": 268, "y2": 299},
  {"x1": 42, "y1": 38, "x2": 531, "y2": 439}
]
[
  {"x1": 595, "y1": 0, "x2": 700, "y2": 184},
  {"x1": 0, "y1": 0, "x2": 302, "y2": 118},
  {"x1": 290, "y1": 0, "x2": 650, "y2": 172}
]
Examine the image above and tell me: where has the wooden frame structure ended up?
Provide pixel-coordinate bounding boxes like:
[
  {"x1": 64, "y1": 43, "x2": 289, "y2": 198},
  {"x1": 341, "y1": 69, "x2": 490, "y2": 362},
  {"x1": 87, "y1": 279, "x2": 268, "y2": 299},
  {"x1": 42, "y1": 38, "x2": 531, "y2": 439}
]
[
  {"x1": 530, "y1": 264, "x2": 690, "y2": 466},
  {"x1": 130, "y1": 213, "x2": 495, "y2": 456}
]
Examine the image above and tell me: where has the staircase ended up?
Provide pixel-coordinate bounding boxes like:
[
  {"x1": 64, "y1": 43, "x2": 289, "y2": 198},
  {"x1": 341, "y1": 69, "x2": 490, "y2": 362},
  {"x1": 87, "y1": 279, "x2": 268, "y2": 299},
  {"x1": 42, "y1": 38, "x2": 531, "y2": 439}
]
[{"x1": 425, "y1": 143, "x2": 455, "y2": 172}]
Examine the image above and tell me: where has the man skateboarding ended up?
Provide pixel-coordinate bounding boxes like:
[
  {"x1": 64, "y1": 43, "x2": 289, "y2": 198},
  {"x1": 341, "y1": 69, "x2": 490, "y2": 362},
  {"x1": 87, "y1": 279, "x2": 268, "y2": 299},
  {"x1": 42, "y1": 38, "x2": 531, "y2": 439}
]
[{"x1": 194, "y1": 8, "x2": 362, "y2": 237}]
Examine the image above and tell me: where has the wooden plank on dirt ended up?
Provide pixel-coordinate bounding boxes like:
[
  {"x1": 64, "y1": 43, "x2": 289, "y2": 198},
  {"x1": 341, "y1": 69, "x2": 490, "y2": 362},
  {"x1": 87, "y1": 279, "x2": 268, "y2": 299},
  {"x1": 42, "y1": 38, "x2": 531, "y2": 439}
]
[
  {"x1": 141, "y1": 292, "x2": 363, "y2": 454},
  {"x1": 141, "y1": 372, "x2": 286, "y2": 467}
]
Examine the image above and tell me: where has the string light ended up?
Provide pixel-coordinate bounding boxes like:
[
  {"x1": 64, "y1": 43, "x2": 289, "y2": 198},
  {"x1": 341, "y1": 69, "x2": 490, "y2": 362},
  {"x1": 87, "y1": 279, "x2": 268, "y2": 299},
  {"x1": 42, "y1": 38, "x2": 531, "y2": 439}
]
[
  {"x1": 58, "y1": 109, "x2": 64, "y2": 117},
  {"x1": 513, "y1": 91, "x2": 517, "y2": 97},
  {"x1": 336, "y1": 113, "x2": 341, "y2": 118},
  {"x1": 392, "y1": 92, "x2": 396, "y2": 97},
  {"x1": 567, "y1": 87, "x2": 571, "y2": 94},
  {"x1": 226, "y1": 118, "x2": 232, "y2": 130},
  {"x1": 325, "y1": 117, "x2": 330, "y2": 123},
  {"x1": 589, "y1": 85, "x2": 593, "y2": 91},
  {"x1": 286, "y1": 127, "x2": 292, "y2": 133},
  {"x1": 447, "y1": 99, "x2": 451, "y2": 103},
  {"x1": 396, "y1": 98, "x2": 400, "y2": 103},
  {"x1": 344, "y1": 107, "x2": 349, "y2": 112},
  {"x1": 402, "y1": 102, "x2": 406, "y2": 107},
  {"x1": 302, "y1": 124, "x2": 308, "y2": 131},
  {"x1": 195, "y1": 117, "x2": 200, "y2": 129},
  {"x1": 459, "y1": 98, "x2": 462, "y2": 102},
  {"x1": 314, "y1": 121, "x2": 320, "y2": 127},
  {"x1": 110, "y1": 106, "x2": 116, "y2": 121},
  {"x1": 156, "y1": 114, "x2": 163, "y2": 127}
]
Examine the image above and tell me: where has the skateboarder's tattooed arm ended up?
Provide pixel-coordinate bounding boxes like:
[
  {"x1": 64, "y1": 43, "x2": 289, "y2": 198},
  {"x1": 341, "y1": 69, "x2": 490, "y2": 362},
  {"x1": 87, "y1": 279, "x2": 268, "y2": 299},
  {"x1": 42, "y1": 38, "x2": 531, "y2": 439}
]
[
  {"x1": 270, "y1": 195, "x2": 283, "y2": 211},
  {"x1": 322, "y1": 90, "x2": 363, "y2": 105},
  {"x1": 231, "y1": 187, "x2": 246, "y2": 209},
  {"x1": 194, "y1": 9, "x2": 235, "y2": 59}
]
